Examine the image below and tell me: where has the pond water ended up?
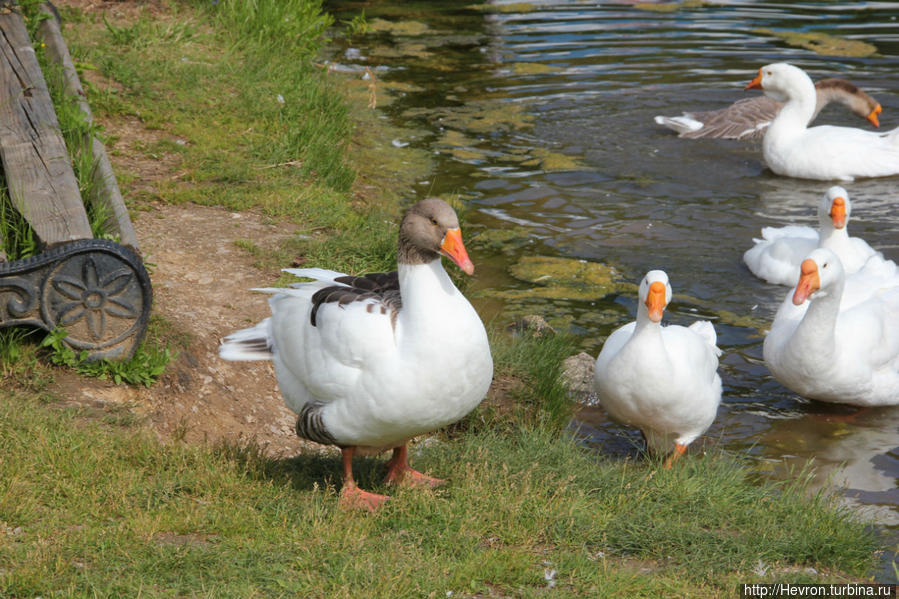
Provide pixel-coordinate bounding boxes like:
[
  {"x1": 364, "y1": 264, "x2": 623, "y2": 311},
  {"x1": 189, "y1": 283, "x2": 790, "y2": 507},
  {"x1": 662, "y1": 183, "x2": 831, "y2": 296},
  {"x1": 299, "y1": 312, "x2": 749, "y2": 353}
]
[{"x1": 323, "y1": 0, "x2": 899, "y2": 574}]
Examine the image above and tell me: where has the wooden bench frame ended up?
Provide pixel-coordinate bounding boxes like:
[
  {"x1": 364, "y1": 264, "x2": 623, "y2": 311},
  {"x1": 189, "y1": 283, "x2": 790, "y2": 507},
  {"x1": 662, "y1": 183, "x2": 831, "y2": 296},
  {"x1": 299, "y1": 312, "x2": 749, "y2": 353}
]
[{"x1": 0, "y1": 1, "x2": 150, "y2": 360}]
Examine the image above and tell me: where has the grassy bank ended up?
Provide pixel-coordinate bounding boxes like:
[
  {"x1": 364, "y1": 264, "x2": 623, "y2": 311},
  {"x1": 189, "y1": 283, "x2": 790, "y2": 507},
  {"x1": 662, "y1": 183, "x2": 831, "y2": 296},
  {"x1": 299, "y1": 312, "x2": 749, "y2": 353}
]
[
  {"x1": 0, "y1": 0, "x2": 883, "y2": 596},
  {"x1": 0, "y1": 389, "x2": 878, "y2": 598}
]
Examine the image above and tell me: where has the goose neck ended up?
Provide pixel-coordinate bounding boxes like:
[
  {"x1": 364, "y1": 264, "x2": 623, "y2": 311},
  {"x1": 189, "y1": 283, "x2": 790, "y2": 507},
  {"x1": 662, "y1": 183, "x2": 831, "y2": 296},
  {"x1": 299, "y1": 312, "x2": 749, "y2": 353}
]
[
  {"x1": 397, "y1": 260, "x2": 459, "y2": 318},
  {"x1": 818, "y1": 225, "x2": 848, "y2": 248},
  {"x1": 791, "y1": 285, "x2": 841, "y2": 353}
]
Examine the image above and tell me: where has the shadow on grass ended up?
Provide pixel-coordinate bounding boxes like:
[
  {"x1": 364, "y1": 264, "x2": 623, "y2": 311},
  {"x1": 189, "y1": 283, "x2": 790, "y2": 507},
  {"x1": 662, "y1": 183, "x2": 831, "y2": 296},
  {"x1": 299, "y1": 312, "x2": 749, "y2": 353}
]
[{"x1": 213, "y1": 438, "x2": 395, "y2": 495}]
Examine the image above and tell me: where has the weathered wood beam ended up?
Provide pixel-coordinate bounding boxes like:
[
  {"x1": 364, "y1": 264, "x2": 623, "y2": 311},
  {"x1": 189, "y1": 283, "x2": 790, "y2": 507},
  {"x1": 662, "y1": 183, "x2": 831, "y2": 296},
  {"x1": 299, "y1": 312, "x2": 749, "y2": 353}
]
[
  {"x1": 36, "y1": 2, "x2": 139, "y2": 251},
  {"x1": 0, "y1": 2, "x2": 92, "y2": 247}
]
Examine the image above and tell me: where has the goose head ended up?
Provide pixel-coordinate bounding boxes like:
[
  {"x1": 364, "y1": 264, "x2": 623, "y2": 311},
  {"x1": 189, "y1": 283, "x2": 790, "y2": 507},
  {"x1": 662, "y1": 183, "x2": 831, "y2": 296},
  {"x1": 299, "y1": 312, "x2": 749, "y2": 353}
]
[
  {"x1": 399, "y1": 198, "x2": 474, "y2": 274},
  {"x1": 745, "y1": 62, "x2": 816, "y2": 105},
  {"x1": 638, "y1": 270, "x2": 672, "y2": 323},
  {"x1": 814, "y1": 79, "x2": 882, "y2": 127},
  {"x1": 818, "y1": 185, "x2": 851, "y2": 232},
  {"x1": 792, "y1": 248, "x2": 845, "y2": 306}
]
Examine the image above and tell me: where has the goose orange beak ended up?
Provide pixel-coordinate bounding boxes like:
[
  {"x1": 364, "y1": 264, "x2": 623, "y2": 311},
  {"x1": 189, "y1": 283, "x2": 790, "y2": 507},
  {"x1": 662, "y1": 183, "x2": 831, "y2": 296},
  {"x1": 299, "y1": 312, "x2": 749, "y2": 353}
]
[
  {"x1": 830, "y1": 196, "x2": 847, "y2": 229},
  {"x1": 441, "y1": 228, "x2": 474, "y2": 275},
  {"x1": 793, "y1": 259, "x2": 820, "y2": 305},
  {"x1": 645, "y1": 281, "x2": 666, "y2": 323},
  {"x1": 867, "y1": 104, "x2": 882, "y2": 127},
  {"x1": 745, "y1": 68, "x2": 763, "y2": 90}
]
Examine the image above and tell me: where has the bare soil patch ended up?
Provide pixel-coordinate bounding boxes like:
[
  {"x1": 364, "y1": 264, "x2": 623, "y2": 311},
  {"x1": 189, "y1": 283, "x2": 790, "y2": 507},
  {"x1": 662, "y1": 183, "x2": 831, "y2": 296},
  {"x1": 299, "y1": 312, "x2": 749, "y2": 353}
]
[{"x1": 51, "y1": 200, "x2": 313, "y2": 457}]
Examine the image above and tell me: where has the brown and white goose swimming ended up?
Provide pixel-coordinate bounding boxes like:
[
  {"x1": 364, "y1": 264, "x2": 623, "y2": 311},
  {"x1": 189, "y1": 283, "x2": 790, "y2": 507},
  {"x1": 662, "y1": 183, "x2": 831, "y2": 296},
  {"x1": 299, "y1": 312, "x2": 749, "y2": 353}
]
[
  {"x1": 220, "y1": 198, "x2": 493, "y2": 510},
  {"x1": 746, "y1": 63, "x2": 899, "y2": 181},
  {"x1": 655, "y1": 78, "x2": 881, "y2": 140}
]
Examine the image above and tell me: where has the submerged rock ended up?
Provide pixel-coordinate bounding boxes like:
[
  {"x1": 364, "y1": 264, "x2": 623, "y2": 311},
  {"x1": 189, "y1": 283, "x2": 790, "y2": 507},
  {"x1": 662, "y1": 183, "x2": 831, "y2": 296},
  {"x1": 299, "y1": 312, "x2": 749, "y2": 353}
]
[
  {"x1": 508, "y1": 314, "x2": 557, "y2": 338},
  {"x1": 562, "y1": 352, "x2": 596, "y2": 399}
]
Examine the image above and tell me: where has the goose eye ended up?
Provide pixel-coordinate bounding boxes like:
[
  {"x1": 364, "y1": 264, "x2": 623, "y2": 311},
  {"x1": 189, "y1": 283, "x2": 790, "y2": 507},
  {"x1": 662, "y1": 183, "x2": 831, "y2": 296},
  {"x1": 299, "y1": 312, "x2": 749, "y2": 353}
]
[{"x1": 430, "y1": 217, "x2": 438, "y2": 226}]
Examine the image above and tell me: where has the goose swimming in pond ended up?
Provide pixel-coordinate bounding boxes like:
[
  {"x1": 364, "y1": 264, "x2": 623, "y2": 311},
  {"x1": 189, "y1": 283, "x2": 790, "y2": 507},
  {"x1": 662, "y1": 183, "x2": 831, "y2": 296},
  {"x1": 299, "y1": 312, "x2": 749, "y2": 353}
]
[
  {"x1": 593, "y1": 270, "x2": 722, "y2": 467},
  {"x1": 743, "y1": 186, "x2": 880, "y2": 286},
  {"x1": 763, "y1": 248, "x2": 899, "y2": 406},
  {"x1": 655, "y1": 78, "x2": 881, "y2": 140},
  {"x1": 746, "y1": 63, "x2": 899, "y2": 181},
  {"x1": 220, "y1": 198, "x2": 493, "y2": 510}
]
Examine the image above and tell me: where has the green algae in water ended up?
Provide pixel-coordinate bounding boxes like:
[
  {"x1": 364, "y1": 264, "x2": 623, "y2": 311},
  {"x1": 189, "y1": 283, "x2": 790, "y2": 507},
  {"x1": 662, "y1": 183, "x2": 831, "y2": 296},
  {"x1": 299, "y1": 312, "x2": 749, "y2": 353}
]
[
  {"x1": 468, "y1": 3, "x2": 537, "y2": 13},
  {"x1": 436, "y1": 129, "x2": 488, "y2": 162},
  {"x1": 509, "y1": 62, "x2": 563, "y2": 75},
  {"x1": 470, "y1": 226, "x2": 533, "y2": 254},
  {"x1": 404, "y1": 100, "x2": 534, "y2": 136},
  {"x1": 634, "y1": 1, "x2": 712, "y2": 12},
  {"x1": 437, "y1": 101, "x2": 535, "y2": 134},
  {"x1": 380, "y1": 80, "x2": 425, "y2": 94},
  {"x1": 368, "y1": 18, "x2": 430, "y2": 36},
  {"x1": 439, "y1": 129, "x2": 480, "y2": 149},
  {"x1": 369, "y1": 42, "x2": 432, "y2": 60},
  {"x1": 502, "y1": 255, "x2": 635, "y2": 301},
  {"x1": 450, "y1": 147, "x2": 488, "y2": 162},
  {"x1": 754, "y1": 29, "x2": 878, "y2": 57},
  {"x1": 524, "y1": 148, "x2": 583, "y2": 171}
]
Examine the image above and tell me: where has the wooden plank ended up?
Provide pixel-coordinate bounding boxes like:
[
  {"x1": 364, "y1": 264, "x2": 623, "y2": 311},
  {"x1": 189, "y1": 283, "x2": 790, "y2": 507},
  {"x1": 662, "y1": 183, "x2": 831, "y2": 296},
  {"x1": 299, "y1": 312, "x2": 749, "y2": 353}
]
[
  {"x1": 0, "y1": 3, "x2": 93, "y2": 247},
  {"x1": 37, "y1": 3, "x2": 140, "y2": 251}
]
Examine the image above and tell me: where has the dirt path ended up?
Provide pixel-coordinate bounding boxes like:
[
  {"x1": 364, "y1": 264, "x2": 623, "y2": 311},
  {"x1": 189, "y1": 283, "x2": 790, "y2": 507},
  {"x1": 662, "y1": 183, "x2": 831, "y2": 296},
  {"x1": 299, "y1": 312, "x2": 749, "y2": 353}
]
[{"x1": 52, "y1": 200, "x2": 316, "y2": 457}]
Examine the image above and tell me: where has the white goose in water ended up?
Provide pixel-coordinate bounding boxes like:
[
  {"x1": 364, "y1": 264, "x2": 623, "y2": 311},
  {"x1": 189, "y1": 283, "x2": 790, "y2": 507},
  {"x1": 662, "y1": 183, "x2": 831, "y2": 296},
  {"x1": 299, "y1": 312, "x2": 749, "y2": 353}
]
[
  {"x1": 593, "y1": 271, "x2": 722, "y2": 467},
  {"x1": 655, "y1": 78, "x2": 881, "y2": 140},
  {"x1": 763, "y1": 248, "x2": 899, "y2": 407},
  {"x1": 220, "y1": 198, "x2": 493, "y2": 510},
  {"x1": 743, "y1": 186, "x2": 880, "y2": 286},
  {"x1": 746, "y1": 63, "x2": 899, "y2": 181}
]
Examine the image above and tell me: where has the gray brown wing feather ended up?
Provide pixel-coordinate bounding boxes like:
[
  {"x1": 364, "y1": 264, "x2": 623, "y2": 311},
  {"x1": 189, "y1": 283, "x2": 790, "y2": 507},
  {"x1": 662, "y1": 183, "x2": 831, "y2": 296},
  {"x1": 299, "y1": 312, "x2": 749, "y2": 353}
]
[
  {"x1": 310, "y1": 271, "x2": 402, "y2": 327},
  {"x1": 680, "y1": 96, "x2": 782, "y2": 140}
]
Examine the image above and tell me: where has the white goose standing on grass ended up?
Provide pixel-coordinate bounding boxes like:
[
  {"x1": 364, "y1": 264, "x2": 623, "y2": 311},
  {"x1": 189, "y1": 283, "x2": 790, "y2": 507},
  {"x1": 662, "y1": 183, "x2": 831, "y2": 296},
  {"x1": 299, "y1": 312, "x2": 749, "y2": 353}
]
[
  {"x1": 743, "y1": 185, "x2": 880, "y2": 286},
  {"x1": 763, "y1": 248, "x2": 899, "y2": 406},
  {"x1": 593, "y1": 271, "x2": 722, "y2": 467},
  {"x1": 655, "y1": 77, "x2": 881, "y2": 140},
  {"x1": 220, "y1": 198, "x2": 493, "y2": 510},
  {"x1": 745, "y1": 63, "x2": 899, "y2": 181}
]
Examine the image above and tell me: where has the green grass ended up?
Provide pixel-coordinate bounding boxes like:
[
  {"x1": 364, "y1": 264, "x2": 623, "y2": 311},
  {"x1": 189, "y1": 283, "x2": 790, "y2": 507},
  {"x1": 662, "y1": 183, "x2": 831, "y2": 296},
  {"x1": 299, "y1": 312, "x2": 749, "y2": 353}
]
[
  {"x1": 0, "y1": 387, "x2": 877, "y2": 598},
  {"x1": 458, "y1": 326, "x2": 578, "y2": 435},
  {"x1": 41, "y1": 327, "x2": 172, "y2": 387},
  {"x1": 60, "y1": 0, "x2": 358, "y2": 215}
]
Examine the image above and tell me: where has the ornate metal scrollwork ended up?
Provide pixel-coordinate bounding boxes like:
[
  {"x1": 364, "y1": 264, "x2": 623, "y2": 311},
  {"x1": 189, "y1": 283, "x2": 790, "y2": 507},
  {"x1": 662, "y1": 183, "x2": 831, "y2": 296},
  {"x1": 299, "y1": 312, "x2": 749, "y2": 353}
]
[{"x1": 0, "y1": 239, "x2": 152, "y2": 360}]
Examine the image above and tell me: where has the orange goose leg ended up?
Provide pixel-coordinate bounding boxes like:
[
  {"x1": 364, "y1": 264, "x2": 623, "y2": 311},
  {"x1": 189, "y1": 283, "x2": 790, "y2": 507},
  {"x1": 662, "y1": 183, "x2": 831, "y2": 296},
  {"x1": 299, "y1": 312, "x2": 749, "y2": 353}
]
[
  {"x1": 663, "y1": 442, "x2": 688, "y2": 470},
  {"x1": 338, "y1": 446, "x2": 390, "y2": 511},
  {"x1": 384, "y1": 444, "x2": 445, "y2": 488}
]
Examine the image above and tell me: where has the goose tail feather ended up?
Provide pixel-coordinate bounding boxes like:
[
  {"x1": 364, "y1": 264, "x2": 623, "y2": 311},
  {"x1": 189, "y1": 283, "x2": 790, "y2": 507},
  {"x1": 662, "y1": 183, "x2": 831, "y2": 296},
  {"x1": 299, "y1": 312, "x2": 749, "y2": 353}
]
[{"x1": 219, "y1": 318, "x2": 274, "y2": 361}]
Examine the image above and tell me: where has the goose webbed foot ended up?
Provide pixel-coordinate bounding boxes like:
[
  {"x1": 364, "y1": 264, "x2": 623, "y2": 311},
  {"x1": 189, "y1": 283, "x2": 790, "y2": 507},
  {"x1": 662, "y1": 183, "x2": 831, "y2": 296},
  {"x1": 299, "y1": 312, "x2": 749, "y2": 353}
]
[
  {"x1": 338, "y1": 446, "x2": 390, "y2": 512},
  {"x1": 338, "y1": 482, "x2": 390, "y2": 512},
  {"x1": 384, "y1": 444, "x2": 445, "y2": 488}
]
